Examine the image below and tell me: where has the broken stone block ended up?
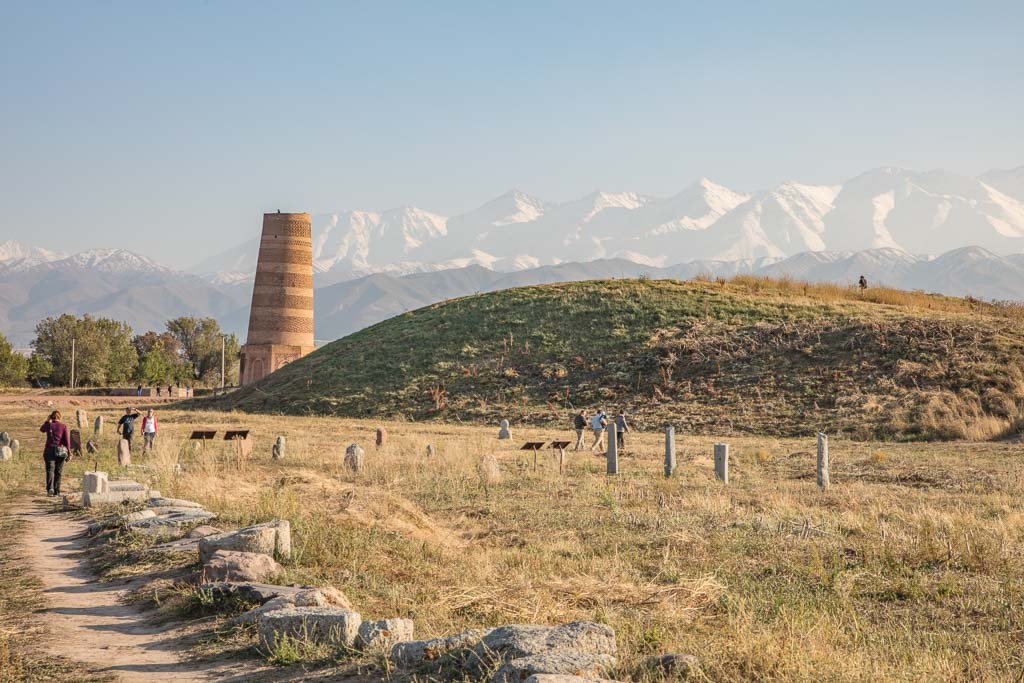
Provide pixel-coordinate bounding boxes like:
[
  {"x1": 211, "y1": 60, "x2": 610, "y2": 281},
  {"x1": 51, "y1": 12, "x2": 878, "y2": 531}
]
[
  {"x1": 108, "y1": 480, "x2": 144, "y2": 492},
  {"x1": 203, "y1": 549, "x2": 283, "y2": 583},
  {"x1": 469, "y1": 622, "x2": 617, "y2": 675},
  {"x1": 344, "y1": 444, "x2": 364, "y2": 472},
  {"x1": 357, "y1": 618, "x2": 414, "y2": 650},
  {"x1": 198, "y1": 519, "x2": 291, "y2": 563},
  {"x1": 148, "y1": 496, "x2": 204, "y2": 508},
  {"x1": 257, "y1": 607, "x2": 361, "y2": 650},
  {"x1": 234, "y1": 587, "x2": 354, "y2": 625},
  {"x1": 390, "y1": 629, "x2": 490, "y2": 669},
  {"x1": 128, "y1": 509, "x2": 218, "y2": 533},
  {"x1": 82, "y1": 489, "x2": 160, "y2": 507},
  {"x1": 86, "y1": 440, "x2": 99, "y2": 454},
  {"x1": 493, "y1": 652, "x2": 617, "y2": 683}
]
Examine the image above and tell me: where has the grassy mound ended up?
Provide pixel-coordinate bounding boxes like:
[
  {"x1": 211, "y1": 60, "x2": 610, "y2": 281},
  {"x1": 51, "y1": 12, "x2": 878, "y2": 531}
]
[{"x1": 213, "y1": 277, "x2": 1024, "y2": 440}]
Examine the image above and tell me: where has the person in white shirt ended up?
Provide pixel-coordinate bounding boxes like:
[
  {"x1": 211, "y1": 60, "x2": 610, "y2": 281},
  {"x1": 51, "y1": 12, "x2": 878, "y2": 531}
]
[
  {"x1": 589, "y1": 410, "x2": 608, "y2": 451},
  {"x1": 141, "y1": 409, "x2": 158, "y2": 453}
]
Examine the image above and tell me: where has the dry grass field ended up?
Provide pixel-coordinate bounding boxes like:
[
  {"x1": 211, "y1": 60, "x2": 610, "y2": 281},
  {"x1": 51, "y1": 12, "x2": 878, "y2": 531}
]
[{"x1": 3, "y1": 400, "x2": 1024, "y2": 681}]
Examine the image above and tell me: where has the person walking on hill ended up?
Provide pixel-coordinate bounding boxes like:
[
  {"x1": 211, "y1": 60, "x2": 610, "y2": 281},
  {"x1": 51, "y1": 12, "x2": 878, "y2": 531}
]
[
  {"x1": 614, "y1": 410, "x2": 630, "y2": 450},
  {"x1": 858, "y1": 275, "x2": 868, "y2": 293},
  {"x1": 590, "y1": 410, "x2": 608, "y2": 451},
  {"x1": 140, "y1": 409, "x2": 158, "y2": 453},
  {"x1": 573, "y1": 410, "x2": 588, "y2": 451},
  {"x1": 118, "y1": 407, "x2": 141, "y2": 454},
  {"x1": 40, "y1": 410, "x2": 71, "y2": 497}
]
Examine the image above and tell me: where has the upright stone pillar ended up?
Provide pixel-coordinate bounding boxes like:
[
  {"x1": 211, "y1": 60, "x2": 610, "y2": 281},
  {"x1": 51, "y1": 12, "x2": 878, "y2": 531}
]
[
  {"x1": 76, "y1": 410, "x2": 87, "y2": 429},
  {"x1": 117, "y1": 439, "x2": 131, "y2": 466},
  {"x1": 94, "y1": 415, "x2": 103, "y2": 436},
  {"x1": 239, "y1": 212, "x2": 315, "y2": 386},
  {"x1": 664, "y1": 424, "x2": 676, "y2": 477},
  {"x1": 817, "y1": 433, "x2": 830, "y2": 489},
  {"x1": 272, "y1": 436, "x2": 286, "y2": 460},
  {"x1": 606, "y1": 423, "x2": 618, "y2": 475},
  {"x1": 713, "y1": 443, "x2": 729, "y2": 483}
]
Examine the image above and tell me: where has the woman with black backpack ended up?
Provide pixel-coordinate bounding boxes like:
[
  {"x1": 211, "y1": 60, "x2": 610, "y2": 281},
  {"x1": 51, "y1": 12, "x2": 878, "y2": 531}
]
[{"x1": 40, "y1": 410, "x2": 72, "y2": 497}]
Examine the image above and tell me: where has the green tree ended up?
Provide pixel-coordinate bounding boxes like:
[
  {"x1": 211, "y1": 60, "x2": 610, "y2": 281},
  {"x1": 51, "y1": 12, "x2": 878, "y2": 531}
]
[
  {"x1": 133, "y1": 331, "x2": 188, "y2": 384},
  {"x1": 31, "y1": 315, "x2": 137, "y2": 386},
  {"x1": 0, "y1": 333, "x2": 28, "y2": 386},
  {"x1": 26, "y1": 353, "x2": 54, "y2": 386},
  {"x1": 166, "y1": 317, "x2": 239, "y2": 386}
]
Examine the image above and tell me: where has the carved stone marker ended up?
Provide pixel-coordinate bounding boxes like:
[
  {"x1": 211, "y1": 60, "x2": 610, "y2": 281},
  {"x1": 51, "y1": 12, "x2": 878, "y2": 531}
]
[
  {"x1": 375, "y1": 428, "x2": 387, "y2": 448},
  {"x1": 344, "y1": 444, "x2": 365, "y2": 472},
  {"x1": 86, "y1": 440, "x2": 99, "y2": 454},
  {"x1": 272, "y1": 436, "x2": 286, "y2": 460},
  {"x1": 606, "y1": 423, "x2": 618, "y2": 475},
  {"x1": 82, "y1": 471, "x2": 109, "y2": 494},
  {"x1": 94, "y1": 415, "x2": 103, "y2": 436},
  {"x1": 664, "y1": 425, "x2": 676, "y2": 477},
  {"x1": 9, "y1": 439, "x2": 18, "y2": 455},
  {"x1": 426, "y1": 444, "x2": 435, "y2": 458},
  {"x1": 76, "y1": 410, "x2": 87, "y2": 429},
  {"x1": 0, "y1": 446, "x2": 11, "y2": 462},
  {"x1": 713, "y1": 443, "x2": 729, "y2": 483},
  {"x1": 117, "y1": 438, "x2": 132, "y2": 466},
  {"x1": 816, "y1": 433, "x2": 830, "y2": 489},
  {"x1": 0, "y1": 432, "x2": 9, "y2": 447},
  {"x1": 498, "y1": 419, "x2": 511, "y2": 440}
]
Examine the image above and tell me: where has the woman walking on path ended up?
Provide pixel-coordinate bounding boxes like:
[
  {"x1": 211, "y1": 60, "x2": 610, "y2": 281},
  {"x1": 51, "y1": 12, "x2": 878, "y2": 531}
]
[
  {"x1": 40, "y1": 410, "x2": 71, "y2": 496},
  {"x1": 141, "y1": 409, "x2": 158, "y2": 453}
]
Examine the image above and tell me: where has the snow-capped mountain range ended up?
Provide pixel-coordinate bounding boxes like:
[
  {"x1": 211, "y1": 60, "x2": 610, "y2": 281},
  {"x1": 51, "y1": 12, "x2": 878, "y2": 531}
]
[
  {"x1": 3, "y1": 164, "x2": 1024, "y2": 348},
  {"x1": 190, "y1": 165, "x2": 1024, "y2": 280}
]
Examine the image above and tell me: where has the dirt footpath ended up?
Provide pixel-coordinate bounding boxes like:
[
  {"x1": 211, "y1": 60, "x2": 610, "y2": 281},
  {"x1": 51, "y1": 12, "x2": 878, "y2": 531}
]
[{"x1": 13, "y1": 500, "x2": 267, "y2": 682}]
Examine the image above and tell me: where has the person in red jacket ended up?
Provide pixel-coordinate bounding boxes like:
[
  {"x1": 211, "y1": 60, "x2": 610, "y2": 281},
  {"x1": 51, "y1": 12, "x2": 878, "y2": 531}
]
[
  {"x1": 141, "y1": 409, "x2": 158, "y2": 453},
  {"x1": 40, "y1": 410, "x2": 72, "y2": 496}
]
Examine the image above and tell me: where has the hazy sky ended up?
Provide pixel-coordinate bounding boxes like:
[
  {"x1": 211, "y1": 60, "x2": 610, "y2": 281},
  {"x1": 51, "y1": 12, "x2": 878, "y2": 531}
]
[{"x1": 1, "y1": 1, "x2": 1022, "y2": 267}]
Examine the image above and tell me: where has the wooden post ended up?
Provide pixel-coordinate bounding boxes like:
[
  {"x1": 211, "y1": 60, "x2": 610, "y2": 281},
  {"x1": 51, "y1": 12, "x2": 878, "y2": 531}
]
[
  {"x1": 664, "y1": 424, "x2": 676, "y2": 477},
  {"x1": 606, "y1": 423, "x2": 618, "y2": 475},
  {"x1": 817, "y1": 432, "x2": 830, "y2": 489},
  {"x1": 713, "y1": 443, "x2": 729, "y2": 483},
  {"x1": 558, "y1": 446, "x2": 565, "y2": 474}
]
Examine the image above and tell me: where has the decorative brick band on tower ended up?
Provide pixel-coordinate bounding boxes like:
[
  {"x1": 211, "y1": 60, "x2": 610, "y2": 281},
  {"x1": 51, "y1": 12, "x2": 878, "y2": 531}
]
[{"x1": 239, "y1": 212, "x2": 315, "y2": 386}]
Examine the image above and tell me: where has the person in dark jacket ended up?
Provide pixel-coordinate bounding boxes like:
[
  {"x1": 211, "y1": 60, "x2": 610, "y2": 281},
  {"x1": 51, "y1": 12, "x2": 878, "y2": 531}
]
[
  {"x1": 40, "y1": 410, "x2": 72, "y2": 496},
  {"x1": 614, "y1": 410, "x2": 630, "y2": 449},
  {"x1": 117, "y1": 407, "x2": 141, "y2": 453},
  {"x1": 573, "y1": 410, "x2": 588, "y2": 451}
]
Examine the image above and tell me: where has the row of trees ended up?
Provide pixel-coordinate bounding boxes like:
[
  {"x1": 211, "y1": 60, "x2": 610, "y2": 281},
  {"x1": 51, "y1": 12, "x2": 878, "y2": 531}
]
[{"x1": 0, "y1": 316, "x2": 240, "y2": 388}]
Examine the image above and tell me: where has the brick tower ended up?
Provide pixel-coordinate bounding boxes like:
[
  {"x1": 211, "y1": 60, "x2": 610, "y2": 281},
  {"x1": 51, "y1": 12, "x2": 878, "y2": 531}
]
[{"x1": 239, "y1": 212, "x2": 315, "y2": 386}]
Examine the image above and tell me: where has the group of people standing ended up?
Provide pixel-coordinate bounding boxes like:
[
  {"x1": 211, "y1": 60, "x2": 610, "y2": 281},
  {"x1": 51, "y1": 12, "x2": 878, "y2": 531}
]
[
  {"x1": 38, "y1": 407, "x2": 159, "y2": 497},
  {"x1": 572, "y1": 409, "x2": 630, "y2": 451}
]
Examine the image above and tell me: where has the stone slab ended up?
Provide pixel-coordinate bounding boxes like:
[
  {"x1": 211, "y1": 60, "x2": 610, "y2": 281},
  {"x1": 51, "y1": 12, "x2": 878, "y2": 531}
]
[
  {"x1": 257, "y1": 607, "x2": 361, "y2": 650},
  {"x1": 82, "y1": 489, "x2": 160, "y2": 507}
]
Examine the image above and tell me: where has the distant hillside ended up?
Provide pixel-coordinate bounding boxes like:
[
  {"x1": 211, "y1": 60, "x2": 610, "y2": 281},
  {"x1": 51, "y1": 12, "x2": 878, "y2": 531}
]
[{"x1": 209, "y1": 278, "x2": 1024, "y2": 441}]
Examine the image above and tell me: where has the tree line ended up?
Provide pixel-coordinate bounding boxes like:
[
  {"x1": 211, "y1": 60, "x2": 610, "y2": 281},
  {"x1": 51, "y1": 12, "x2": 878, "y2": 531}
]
[{"x1": 0, "y1": 316, "x2": 240, "y2": 388}]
